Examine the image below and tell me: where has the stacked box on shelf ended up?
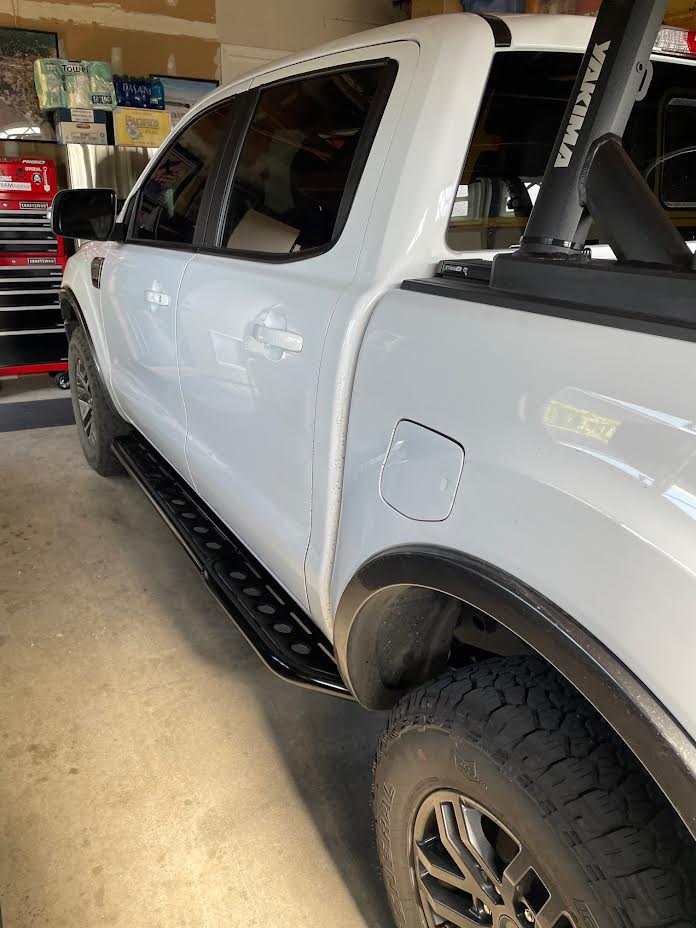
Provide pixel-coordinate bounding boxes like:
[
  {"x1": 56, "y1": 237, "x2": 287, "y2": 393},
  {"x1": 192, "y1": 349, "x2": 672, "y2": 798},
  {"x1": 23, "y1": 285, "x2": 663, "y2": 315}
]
[{"x1": 0, "y1": 158, "x2": 69, "y2": 377}]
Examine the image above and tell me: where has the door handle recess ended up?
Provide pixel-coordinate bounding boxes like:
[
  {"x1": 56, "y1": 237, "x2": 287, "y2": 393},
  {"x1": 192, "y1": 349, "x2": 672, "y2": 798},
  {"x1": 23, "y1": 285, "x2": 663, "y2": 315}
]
[
  {"x1": 145, "y1": 285, "x2": 171, "y2": 307},
  {"x1": 253, "y1": 323, "x2": 303, "y2": 353}
]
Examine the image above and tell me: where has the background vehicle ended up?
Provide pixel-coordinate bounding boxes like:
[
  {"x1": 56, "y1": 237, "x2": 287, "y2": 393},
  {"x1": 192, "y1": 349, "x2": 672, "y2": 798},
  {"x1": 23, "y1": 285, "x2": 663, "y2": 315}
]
[{"x1": 54, "y1": 3, "x2": 696, "y2": 925}]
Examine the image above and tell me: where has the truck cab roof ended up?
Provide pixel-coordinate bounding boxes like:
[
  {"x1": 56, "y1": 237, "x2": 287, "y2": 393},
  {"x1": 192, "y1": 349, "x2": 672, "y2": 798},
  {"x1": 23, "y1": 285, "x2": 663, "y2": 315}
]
[{"x1": 216, "y1": 13, "x2": 597, "y2": 96}]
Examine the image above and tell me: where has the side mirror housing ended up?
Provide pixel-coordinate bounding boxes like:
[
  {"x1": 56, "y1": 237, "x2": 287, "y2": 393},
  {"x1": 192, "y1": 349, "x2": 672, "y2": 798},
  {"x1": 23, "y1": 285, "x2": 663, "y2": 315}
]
[{"x1": 51, "y1": 188, "x2": 117, "y2": 241}]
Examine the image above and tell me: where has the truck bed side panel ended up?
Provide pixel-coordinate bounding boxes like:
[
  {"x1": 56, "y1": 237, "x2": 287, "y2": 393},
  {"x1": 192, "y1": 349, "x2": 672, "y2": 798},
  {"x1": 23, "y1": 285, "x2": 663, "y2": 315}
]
[{"x1": 334, "y1": 287, "x2": 696, "y2": 738}]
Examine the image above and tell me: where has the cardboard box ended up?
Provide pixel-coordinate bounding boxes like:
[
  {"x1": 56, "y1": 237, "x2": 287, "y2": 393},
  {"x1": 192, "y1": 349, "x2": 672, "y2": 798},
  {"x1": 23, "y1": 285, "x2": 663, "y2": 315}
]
[
  {"x1": 53, "y1": 108, "x2": 108, "y2": 145},
  {"x1": 55, "y1": 120, "x2": 108, "y2": 145},
  {"x1": 113, "y1": 108, "x2": 170, "y2": 148},
  {"x1": 54, "y1": 107, "x2": 107, "y2": 124}
]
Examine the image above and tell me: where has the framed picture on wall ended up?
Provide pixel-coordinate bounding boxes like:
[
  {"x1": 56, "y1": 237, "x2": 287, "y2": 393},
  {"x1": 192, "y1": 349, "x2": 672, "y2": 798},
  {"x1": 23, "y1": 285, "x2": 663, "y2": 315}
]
[
  {"x1": 0, "y1": 28, "x2": 59, "y2": 141},
  {"x1": 152, "y1": 75, "x2": 219, "y2": 130}
]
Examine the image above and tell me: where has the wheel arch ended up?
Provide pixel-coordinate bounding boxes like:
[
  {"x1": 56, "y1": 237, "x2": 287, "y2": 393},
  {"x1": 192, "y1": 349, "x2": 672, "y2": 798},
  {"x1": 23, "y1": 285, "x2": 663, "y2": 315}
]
[
  {"x1": 60, "y1": 286, "x2": 100, "y2": 375},
  {"x1": 334, "y1": 544, "x2": 696, "y2": 839},
  {"x1": 60, "y1": 284, "x2": 126, "y2": 421}
]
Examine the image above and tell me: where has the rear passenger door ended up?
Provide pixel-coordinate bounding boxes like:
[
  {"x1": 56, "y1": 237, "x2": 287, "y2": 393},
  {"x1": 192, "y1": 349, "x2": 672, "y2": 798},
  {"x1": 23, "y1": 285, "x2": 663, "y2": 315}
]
[{"x1": 176, "y1": 46, "x2": 414, "y2": 608}]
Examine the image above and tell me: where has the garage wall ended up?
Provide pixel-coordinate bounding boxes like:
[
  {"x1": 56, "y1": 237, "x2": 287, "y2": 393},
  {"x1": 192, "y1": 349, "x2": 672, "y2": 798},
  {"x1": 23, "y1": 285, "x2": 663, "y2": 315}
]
[
  {"x1": 424, "y1": 1, "x2": 695, "y2": 26},
  {"x1": 0, "y1": 0, "x2": 220, "y2": 78},
  {"x1": 1, "y1": 1, "x2": 693, "y2": 86},
  {"x1": 0, "y1": 0, "x2": 407, "y2": 85},
  {"x1": 218, "y1": 0, "x2": 406, "y2": 81}
]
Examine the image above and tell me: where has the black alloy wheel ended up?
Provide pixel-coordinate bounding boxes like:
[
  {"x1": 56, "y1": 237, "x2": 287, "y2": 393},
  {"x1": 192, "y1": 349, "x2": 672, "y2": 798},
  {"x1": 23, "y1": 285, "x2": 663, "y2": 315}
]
[{"x1": 413, "y1": 789, "x2": 570, "y2": 928}]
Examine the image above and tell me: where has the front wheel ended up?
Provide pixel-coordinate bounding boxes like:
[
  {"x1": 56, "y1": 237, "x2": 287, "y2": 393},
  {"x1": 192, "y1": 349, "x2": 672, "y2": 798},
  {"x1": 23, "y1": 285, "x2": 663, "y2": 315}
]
[
  {"x1": 68, "y1": 327, "x2": 130, "y2": 476},
  {"x1": 373, "y1": 657, "x2": 695, "y2": 928}
]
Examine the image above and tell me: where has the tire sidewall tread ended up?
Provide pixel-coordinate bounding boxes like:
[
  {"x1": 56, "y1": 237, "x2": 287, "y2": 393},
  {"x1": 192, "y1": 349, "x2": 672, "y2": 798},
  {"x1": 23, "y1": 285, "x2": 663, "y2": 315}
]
[
  {"x1": 68, "y1": 327, "x2": 129, "y2": 476},
  {"x1": 373, "y1": 657, "x2": 696, "y2": 928}
]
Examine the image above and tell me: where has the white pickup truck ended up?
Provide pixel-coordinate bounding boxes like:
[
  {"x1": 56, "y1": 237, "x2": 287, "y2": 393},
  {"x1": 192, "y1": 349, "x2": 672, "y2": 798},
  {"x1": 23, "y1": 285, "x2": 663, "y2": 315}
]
[{"x1": 53, "y1": 4, "x2": 696, "y2": 926}]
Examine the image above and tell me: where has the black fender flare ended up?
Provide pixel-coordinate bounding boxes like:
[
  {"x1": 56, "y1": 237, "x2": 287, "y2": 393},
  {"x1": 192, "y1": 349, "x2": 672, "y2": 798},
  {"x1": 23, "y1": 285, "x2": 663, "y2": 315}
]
[
  {"x1": 334, "y1": 545, "x2": 696, "y2": 838},
  {"x1": 60, "y1": 286, "x2": 105, "y2": 382}
]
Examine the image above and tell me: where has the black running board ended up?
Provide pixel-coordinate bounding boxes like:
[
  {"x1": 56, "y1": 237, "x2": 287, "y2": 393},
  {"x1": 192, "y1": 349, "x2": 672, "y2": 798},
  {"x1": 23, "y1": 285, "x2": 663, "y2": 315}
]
[{"x1": 112, "y1": 434, "x2": 353, "y2": 700}]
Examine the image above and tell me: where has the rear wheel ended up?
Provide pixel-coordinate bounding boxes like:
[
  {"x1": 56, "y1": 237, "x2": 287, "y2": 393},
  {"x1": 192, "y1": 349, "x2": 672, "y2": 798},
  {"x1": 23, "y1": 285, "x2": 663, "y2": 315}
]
[
  {"x1": 68, "y1": 327, "x2": 130, "y2": 476},
  {"x1": 373, "y1": 657, "x2": 695, "y2": 928}
]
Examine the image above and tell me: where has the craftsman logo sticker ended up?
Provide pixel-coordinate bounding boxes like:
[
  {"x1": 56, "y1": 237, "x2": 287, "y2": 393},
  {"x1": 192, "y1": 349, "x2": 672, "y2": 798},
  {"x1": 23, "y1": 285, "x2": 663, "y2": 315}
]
[
  {"x1": 28, "y1": 257, "x2": 57, "y2": 265},
  {"x1": 19, "y1": 201, "x2": 49, "y2": 210},
  {"x1": 555, "y1": 41, "x2": 611, "y2": 169}
]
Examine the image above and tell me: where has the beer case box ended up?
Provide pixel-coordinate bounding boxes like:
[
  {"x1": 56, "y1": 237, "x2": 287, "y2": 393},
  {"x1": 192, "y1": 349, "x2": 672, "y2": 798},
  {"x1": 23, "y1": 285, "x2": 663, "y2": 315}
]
[{"x1": 113, "y1": 108, "x2": 171, "y2": 147}]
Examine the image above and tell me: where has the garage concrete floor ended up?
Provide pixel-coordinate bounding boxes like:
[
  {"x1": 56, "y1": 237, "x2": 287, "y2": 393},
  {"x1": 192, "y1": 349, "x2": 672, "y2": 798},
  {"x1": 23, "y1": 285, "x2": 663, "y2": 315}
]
[{"x1": 0, "y1": 413, "x2": 391, "y2": 927}]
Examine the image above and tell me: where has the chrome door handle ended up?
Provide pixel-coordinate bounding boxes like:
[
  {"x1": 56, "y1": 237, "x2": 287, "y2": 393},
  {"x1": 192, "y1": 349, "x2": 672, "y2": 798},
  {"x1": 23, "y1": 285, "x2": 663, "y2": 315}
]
[{"x1": 253, "y1": 323, "x2": 303, "y2": 353}]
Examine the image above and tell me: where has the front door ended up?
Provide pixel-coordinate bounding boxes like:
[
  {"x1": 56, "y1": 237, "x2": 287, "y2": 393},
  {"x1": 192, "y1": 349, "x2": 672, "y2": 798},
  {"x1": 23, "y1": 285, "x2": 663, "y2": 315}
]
[
  {"x1": 177, "y1": 46, "x2": 414, "y2": 608},
  {"x1": 101, "y1": 97, "x2": 236, "y2": 477}
]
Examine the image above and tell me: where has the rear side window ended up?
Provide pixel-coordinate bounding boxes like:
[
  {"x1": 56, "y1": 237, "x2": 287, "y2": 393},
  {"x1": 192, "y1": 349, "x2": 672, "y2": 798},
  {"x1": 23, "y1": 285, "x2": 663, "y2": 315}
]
[
  {"x1": 219, "y1": 63, "x2": 393, "y2": 256},
  {"x1": 132, "y1": 101, "x2": 232, "y2": 246},
  {"x1": 653, "y1": 97, "x2": 696, "y2": 208},
  {"x1": 447, "y1": 52, "x2": 696, "y2": 252}
]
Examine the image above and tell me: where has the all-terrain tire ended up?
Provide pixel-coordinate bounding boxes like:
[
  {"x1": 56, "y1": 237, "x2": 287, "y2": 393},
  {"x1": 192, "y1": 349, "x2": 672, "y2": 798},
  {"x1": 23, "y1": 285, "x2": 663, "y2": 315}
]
[
  {"x1": 68, "y1": 326, "x2": 130, "y2": 476},
  {"x1": 374, "y1": 656, "x2": 696, "y2": 928}
]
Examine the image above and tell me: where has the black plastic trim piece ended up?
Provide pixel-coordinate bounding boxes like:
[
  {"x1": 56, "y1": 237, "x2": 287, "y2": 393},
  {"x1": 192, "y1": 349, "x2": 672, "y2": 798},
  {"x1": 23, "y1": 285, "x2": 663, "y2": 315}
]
[
  {"x1": 203, "y1": 89, "x2": 259, "y2": 248},
  {"x1": 579, "y1": 133, "x2": 693, "y2": 269},
  {"x1": 90, "y1": 256, "x2": 104, "y2": 289},
  {"x1": 334, "y1": 546, "x2": 696, "y2": 838},
  {"x1": 59, "y1": 286, "x2": 102, "y2": 375},
  {"x1": 476, "y1": 13, "x2": 512, "y2": 48},
  {"x1": 436, "y1": 259, "x2": 492, "y2": 283},
  {"x1": 112, "y1": 433, "x2": 353, "y2": 700},
  {"x1": 401, "y1": 270, "x2": 696, "y2": 344}
]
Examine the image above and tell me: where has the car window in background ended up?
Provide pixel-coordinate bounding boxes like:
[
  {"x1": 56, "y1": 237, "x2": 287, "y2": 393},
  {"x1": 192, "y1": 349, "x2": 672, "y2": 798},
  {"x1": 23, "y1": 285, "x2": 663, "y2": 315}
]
[
  {"x1": 219, "y1": 63, "x2": 392, "y2": 256},
  {"x1": 132, "y1": 101, "x2": 232, "y2": 246},
  {"x1": 447, "y1": 52, "x2": 696, "y2": 251},
  {"x1": 652, "y1": 97, "x2": 696, "y2": 208}
]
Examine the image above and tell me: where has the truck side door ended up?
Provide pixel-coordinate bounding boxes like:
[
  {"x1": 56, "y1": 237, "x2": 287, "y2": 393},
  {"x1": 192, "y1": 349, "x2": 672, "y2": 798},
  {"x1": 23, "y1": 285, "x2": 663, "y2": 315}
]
[
  {"x1": 176, "y1": 45, "x2": 416, "y2": 608},
  {"x1": 100, "y1": 97, "x2": 239, "y2": 477}
]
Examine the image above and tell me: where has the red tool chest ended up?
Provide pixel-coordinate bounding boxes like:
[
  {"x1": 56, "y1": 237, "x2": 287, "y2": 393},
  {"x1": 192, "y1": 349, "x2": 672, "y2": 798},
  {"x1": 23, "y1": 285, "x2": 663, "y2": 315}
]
[{"x1": 0, "y1": 158, "x2": 68, "y2": 378}]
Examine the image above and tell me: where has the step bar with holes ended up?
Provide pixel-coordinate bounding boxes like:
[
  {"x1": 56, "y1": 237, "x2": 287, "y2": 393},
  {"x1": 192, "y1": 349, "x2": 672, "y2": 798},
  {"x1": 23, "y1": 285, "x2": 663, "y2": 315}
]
[{"x1": 111, "y1": 434, "x2": 353, "y2": 700}]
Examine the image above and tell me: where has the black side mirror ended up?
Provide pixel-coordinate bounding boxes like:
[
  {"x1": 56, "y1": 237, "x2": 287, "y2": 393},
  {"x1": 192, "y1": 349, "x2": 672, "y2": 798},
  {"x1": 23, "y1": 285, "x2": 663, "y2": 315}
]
[{"x1": 51, "y1": 188, "x2": 117, "y2": 241}]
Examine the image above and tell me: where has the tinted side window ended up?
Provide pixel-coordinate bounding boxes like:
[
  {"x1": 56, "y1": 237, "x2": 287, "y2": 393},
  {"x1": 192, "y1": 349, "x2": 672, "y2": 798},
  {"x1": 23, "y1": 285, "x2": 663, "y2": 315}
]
[
  {"x1": 133, "y1": 102, "x2": 232, "y2": 246},
  {"x1": 446, "y1": 52, "x2": 696, "y2": 252},
  {"x1": 654, "y1": 98, "x2": 696, "y2": 209},
  {"x1": 220, "y1": 64, "x2": 391, "y2": 255}
]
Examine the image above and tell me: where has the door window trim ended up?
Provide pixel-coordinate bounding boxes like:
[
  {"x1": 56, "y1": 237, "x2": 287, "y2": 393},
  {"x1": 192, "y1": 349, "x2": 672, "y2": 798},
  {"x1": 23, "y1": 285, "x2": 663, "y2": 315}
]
[
  {"x1": 124, "y1": 96, "x2": 241, "y2": 251},
  {"x1": 199, "y1": 57, "x2": 399, "y2": 265}
]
